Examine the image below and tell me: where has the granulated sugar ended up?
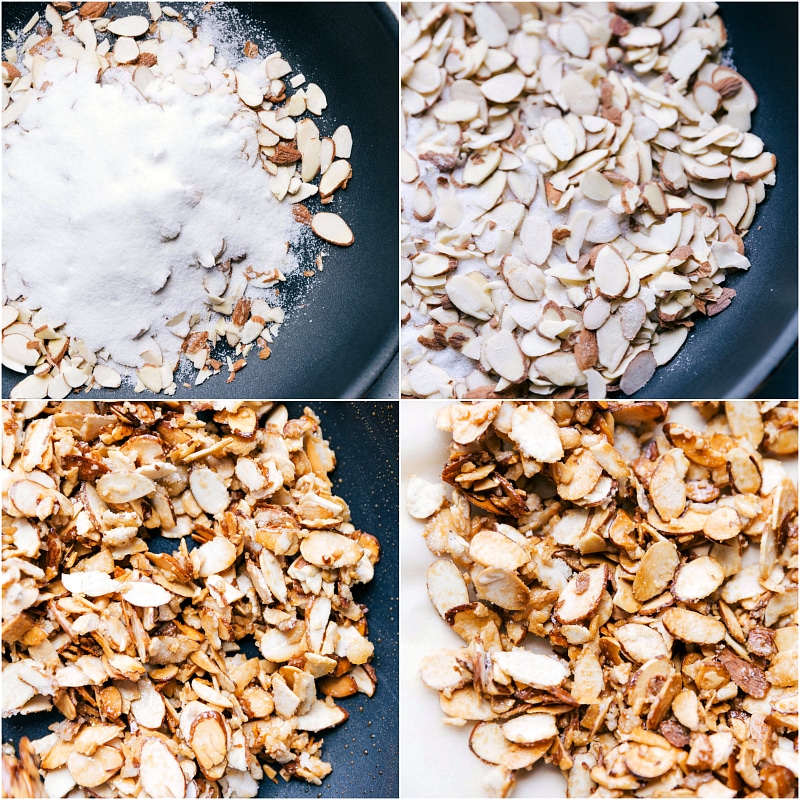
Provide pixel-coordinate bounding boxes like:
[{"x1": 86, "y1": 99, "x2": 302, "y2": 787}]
[{"x1": 3, "y1": 63, "x2": 297, "y2": 371}]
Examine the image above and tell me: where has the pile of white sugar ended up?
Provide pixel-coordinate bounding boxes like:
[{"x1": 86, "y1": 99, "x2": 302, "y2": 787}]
[{"x1": 3, "y1": 51, "x2": 297, "y2": 373}]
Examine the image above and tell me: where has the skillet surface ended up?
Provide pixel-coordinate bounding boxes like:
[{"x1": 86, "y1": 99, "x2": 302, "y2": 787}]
[
  {"x1": 634, "y1": 2, "x2": 798, "y2": 398},
  {"x1": 1, "y1": 2, "x2": 398, "y2": 400},
  {"x1": 1, "y1": 401, "x2": 400, "y2": 797}
]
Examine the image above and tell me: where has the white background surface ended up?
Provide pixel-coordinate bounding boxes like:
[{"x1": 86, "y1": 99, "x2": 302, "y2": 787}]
[{"x1": 398, "y1": 401, "x2": 796, "y2": 798}]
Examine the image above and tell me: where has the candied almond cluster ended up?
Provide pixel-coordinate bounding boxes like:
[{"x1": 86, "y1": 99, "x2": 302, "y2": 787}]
[
  {"x1": 412, "y1": 400, "x2": 797, "y2": 797},
  {"x1": 2, "y1": 401, "x2": 379, "y2": 798}
]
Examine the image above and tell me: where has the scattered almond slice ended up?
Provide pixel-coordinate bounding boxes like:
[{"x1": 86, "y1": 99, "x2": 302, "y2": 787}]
[{"x1": 311, "y1": 212, "x2": 354, "y2": 247}]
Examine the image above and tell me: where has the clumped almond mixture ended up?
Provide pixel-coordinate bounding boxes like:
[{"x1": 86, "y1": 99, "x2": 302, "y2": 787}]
[
  {"x1": 2, "y1": 2, "x2": 355, "y2": 399},
  {"x1": 401, "y1": 2, "x2": 777, "y2": 399},
  {"x1": 410, "y1": 401, "x2": 797, "y2": 797},
  {"x1": 1, "y1": 401, "x2": 379, "y2": 798}
]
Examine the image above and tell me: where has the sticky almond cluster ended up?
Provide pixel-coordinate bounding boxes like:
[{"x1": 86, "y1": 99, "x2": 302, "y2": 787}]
[
  {"x1": 411, "y1": 401, "x2": 796, "y2": 797},
  {"x1": 401, "y1": 3, "x2": 777, "y2": 398},
  {"x1": 2, "y1": 1, "x2": 354, "y2": 398},
  {"x1": 2, "y1": 401, "x2": 379, "y2": 798}
]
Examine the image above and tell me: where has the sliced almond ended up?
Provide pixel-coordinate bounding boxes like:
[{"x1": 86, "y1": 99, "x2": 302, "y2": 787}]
[
  {"x1": 471, "y1": 721, "x2": 550, "y2": 769},
  {"x1": 106, "y1": 15, "x2": 150, "y2": 37},
  {"x1": 319, "y1": 160, "x2": 351, "y2": 198},
  {"x1": 310, "y1": 212, "x2": 354, "y2": 246},
  {"x1": 662, "y1": 607, "x2": 725, "y2": 644},
  {"x1": 672, "y1": 556, "x2": 725, "y2": 602},
  {"x1": 491, "y1": 649, "x2": 568, "y2": 689},
  {"x1": 633, "y1": 540, "x2": 679, "y2": 602},
  {"x1": 555, "y1": 565, "x2": 608, "y2": 625},
  {"x1": 427, "y1": 559, "x2": 469, "y2": 619}
]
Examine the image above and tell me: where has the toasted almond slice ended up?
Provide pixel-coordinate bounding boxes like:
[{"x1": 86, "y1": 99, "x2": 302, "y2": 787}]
[
  {"x1": 67, "y1": 746, "x2": 123, "y2": 788},
  {"x1": 725, "y1": 401, "x2": 764, "y2": 448},
  {"x1": 190, "y1": 537, "x2": 237, "y2": 577},
  {"x1": 140, "y1": 738, "x2": 186, "y2": 799},
  {"x1": 419, "y1": 649, "x2": 470, "y2": 691},
  {"x1": 106, "y1": 15, "x2": 150, "y2": 37},
  {"x1": 616, "y1": 623, "x2": 669, "y2": 662},
  {"x1": 441, "y1": 687, "x2": 495, "y2": 721},
  {"x1": 469, "y1": 529, "x2": 528, "y2": 572},
  {"x1": 406, "y1": 474, "x2": 445, "y2": 520},
  {"x1": 649, "y1": 450, "x2": 688, "y2": 522},
  {"x1": 646, "y1": 507, "x2": 709, "y2": 535},
  {"x1": 492, "y1": 648, "x2": 568, "y2": 689},
  {"x1": 300, "y1": 531, "x2": 362, "y2": 568},
  {"x1": 716, "y1": 648, "x2": 768, "y2": 699},
  {"x1": 62, "y1": 570, "x2": 121, "y2": 597},
  {"x1": 727, "y1": 446, "x2": 761, "y2": 493},
  {"x1": 572, "y1": 650, "x2": 604, "y2": 705},
  {"x1": 633, "y1": 540, "x2": 679, "y2": 602},
  {"x1": 555, "y1": 565, "x2": 608, "y2": 624},
  {"x1": 188, "y1": 467, "x2": 229, "y2": 515},
  {"x1": 473, "y1": 567, "x2": 529, "y2": 610},
  {"x1": 703, "y1": 506, "x2": 742, "y2": 542},
  {"x1": 120, "y1": 581, "x2": 173, "y2": 607},
  {"x1": 470, "y1": 722, "x2": 550, "y2": 769},
  {"x1": 672, "y1": 556, "x2": 725, "y2": 602},
  {"x1": 191, "y1": 679, "x2": 233, "y2": 709},
  {"x1": 508, "y1": 403, "x2": 564, "y2": 463},
  {"x1": 662, "y1": 607, "x2": 725, "y2": 644},
  {"x1": 557, "y1": 450, "x2": 603, "y2": 502},
  {"x1": 427, "y1": 559, "x2": 469, "y2": 619},
  {"x1": 96, "y1": 471, "x2": 156, "y2": 504},
  {"x1": 624, "y1": 744, "x2": 677, "y2": 779},
  {"x1": 311, "y1": 212, "x2": 354, "y2": 246}
]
